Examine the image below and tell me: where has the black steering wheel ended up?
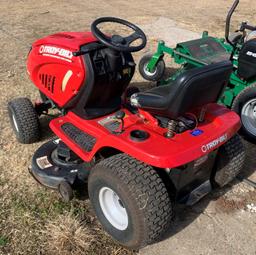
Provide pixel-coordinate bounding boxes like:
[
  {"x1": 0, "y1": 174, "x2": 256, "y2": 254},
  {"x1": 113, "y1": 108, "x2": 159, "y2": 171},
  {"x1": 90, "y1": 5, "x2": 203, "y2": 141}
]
[{"x1": 91, "y1": 17, "x2": 147, "y2": 52}]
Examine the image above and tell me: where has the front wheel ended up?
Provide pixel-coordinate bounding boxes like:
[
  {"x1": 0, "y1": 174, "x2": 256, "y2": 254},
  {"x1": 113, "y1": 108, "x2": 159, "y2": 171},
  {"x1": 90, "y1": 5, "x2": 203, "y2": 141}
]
[
  {"x1": 8, "y1": 97, "x2": 40, "y2": 144},
  {"x1": 88, "y1": 154, "x2": 173, "y2": 249},
  {"x1": 232, "y1": 84, "x2": 256, "y2": 141},
  {"x1": 139, "y1": 54, "x2": 165, "y2": 82}
]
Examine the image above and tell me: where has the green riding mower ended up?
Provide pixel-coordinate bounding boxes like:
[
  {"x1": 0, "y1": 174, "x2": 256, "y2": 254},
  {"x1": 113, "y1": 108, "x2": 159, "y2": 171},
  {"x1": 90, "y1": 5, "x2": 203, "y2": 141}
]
[{"x1": 139, "y1": 0, "x2": 256, "y2": 140}]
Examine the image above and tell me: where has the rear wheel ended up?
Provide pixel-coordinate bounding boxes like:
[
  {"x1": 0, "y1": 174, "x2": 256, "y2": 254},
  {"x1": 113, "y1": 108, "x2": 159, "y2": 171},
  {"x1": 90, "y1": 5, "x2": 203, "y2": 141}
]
[
  {"x1": 8, "y1": 97, "x2": 40, "y2": 144},
  {"x1": 232, "y1": 84, "x2": 256, "y2": 141},
  {"x1": 212, "y1": 134, "x2": 245, "y2": 187},
  {"x1": 139, "y1": 54, "x2": 165, "y2": 82},
  {"x1": 88, "y1": 154, "x2": 173, "y2": 249}
]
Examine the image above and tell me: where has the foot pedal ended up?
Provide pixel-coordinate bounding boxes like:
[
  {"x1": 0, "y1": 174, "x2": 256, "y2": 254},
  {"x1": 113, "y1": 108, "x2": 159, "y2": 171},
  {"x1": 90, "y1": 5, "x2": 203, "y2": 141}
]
[{"x1": 61, "y1": 123, "x2": 96, "y2": 152}]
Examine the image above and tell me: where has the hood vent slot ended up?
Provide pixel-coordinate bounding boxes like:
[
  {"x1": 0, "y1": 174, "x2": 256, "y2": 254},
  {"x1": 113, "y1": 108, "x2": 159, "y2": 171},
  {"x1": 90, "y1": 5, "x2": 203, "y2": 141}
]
[{"x1": 39, "y1": 73, "x2": 55, "y2": 93}]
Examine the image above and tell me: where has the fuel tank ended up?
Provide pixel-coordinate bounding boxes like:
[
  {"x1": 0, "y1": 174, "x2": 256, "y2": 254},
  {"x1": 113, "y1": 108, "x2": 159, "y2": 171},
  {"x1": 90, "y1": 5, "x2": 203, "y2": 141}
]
[{"x1": 27, "y1": 32, "x2": 97, "y2": 108}]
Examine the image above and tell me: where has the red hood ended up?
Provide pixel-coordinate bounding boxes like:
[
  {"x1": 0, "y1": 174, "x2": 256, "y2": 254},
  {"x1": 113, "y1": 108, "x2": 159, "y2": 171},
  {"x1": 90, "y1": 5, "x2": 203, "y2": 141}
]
[{"x1": 32, "y1": 31, "x2": 98, "y2": 51}]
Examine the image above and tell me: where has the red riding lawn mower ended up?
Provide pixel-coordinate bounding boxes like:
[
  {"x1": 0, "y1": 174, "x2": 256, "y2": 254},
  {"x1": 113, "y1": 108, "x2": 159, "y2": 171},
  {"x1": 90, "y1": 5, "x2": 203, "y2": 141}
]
[{"x1": 8, "y1": 17, "x2": 246, "y2": 249}]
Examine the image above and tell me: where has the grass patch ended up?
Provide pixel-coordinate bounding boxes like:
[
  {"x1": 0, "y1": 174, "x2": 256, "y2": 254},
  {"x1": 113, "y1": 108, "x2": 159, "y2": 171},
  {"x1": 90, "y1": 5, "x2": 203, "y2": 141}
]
[
  {"x1": 0, "y1": 236, "x2": 8, "y2": 247},
  {"x1": 0, "y1": 181, "x2": 134, "y2": 255}
]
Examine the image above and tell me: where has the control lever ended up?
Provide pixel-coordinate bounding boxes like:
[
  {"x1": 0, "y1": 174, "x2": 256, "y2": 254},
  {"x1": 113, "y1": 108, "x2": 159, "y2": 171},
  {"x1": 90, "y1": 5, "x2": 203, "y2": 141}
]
[
  {"x1": 240, "y1": 22, "x2": 256, "y2": 32},
  {"x1": 114, "y1": 111, "x2": 125, "y2": 134}
]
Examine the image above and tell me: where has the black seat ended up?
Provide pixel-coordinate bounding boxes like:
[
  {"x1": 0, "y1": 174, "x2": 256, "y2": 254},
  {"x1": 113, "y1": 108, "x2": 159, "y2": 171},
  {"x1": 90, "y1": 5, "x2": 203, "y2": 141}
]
[
  {"x1": 131, "y1": 61, "x2": 232, "y2": 119},
  {"x1": 237, "y1": 39, "x2": 256, "y2": 80}
]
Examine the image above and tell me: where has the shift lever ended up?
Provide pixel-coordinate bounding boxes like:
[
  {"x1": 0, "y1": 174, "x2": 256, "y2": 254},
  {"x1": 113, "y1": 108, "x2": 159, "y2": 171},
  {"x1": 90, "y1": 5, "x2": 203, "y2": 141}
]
[{"x1": 114, "y1": 111, "x2": 125, "y2": 134}]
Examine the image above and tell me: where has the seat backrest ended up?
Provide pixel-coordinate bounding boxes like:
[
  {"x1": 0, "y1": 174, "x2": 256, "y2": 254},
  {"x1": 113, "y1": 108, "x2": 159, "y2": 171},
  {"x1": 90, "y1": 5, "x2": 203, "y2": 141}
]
[
  {"x1": 238, "y1": 39, "x2": 256, "y2": 80},
  {"x1": 165, "y1": 61, "x2": 233, "y2": 119},
  {"x1": 135, "y1": 61, "x2": 233, "y2": 119}
]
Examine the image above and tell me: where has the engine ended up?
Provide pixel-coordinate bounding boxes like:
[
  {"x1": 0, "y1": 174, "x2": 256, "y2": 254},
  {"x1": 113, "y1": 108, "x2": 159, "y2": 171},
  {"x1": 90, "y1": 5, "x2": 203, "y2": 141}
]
[{"x1": 27, "y1": 32, "x2": 135, "y2": 112}]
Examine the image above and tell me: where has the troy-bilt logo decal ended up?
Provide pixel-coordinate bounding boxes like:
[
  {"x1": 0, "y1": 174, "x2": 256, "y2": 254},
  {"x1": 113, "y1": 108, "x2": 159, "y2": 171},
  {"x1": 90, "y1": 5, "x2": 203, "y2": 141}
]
[
  {"x1": 201, "y1": 134, "x2": 228, "y2": 153},
  {"x1": 39, "y1": 45, "x2": 73, "y2": 62},
  {"x1": 246, "y1": 51, "x2": 256, "y2": 58}
]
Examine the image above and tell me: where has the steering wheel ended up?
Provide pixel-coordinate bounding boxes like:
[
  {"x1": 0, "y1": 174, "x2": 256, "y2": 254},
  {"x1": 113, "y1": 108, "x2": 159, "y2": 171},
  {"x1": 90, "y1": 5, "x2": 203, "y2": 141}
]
[{"x1": 91, "y1": 17, "x2": 147, "y2": 52}]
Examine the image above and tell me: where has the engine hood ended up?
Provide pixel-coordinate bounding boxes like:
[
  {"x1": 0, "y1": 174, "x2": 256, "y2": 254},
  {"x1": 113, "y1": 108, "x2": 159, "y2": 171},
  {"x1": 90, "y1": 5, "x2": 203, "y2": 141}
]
[{"x1": 32, "y1": 32, "x2": 98, "y2": 51}]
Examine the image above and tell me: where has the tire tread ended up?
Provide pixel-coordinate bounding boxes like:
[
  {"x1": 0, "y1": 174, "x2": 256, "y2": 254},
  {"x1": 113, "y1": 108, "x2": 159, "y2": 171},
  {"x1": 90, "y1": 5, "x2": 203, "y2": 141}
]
[
  {"x1": 93, "y1": 154, "x2": 173, "y2": 247},
  {"x1": 214, "y1": 134, "x2": 245, "y2": 187},
  {"x1": 8, "y1": 97, "x2": 40, "y2": 144}
]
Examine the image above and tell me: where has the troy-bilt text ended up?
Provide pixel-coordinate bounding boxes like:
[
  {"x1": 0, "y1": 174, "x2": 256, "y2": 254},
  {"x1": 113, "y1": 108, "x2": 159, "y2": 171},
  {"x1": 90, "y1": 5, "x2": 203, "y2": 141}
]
[
  {"x1": 39, "y1": 45, "x2": 73, "y2": 60},
  {"x1": 201, "y1": 134, "x2": 228, "y2": 153}
]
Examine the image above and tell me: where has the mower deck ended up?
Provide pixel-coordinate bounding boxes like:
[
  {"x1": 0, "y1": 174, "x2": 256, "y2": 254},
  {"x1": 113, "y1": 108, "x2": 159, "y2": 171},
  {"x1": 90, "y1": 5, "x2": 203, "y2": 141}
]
[
  {"x1": 50, "y1": 103, "x2": 240, "y2": 169},
  {"x1": 29, "y1": 139, "x2": 90, "y2": 190}
]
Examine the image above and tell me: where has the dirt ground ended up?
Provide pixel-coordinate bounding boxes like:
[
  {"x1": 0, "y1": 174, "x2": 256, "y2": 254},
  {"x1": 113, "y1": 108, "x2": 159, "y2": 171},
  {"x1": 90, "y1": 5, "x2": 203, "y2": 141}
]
[{"x1": 0, "y1": 0, "x2": 256, "y2": 254}]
